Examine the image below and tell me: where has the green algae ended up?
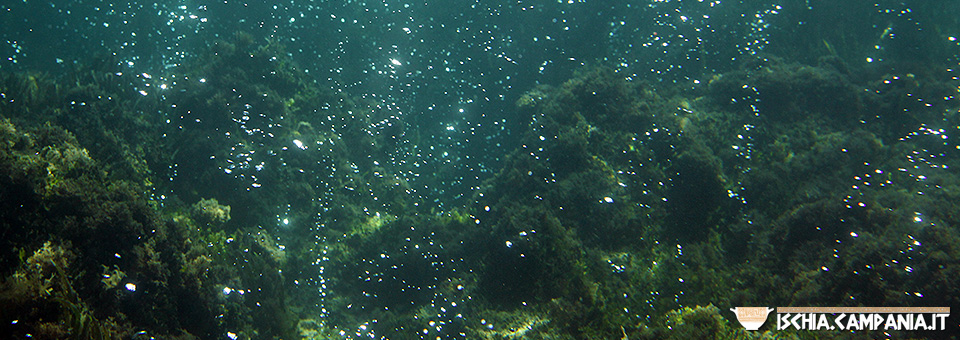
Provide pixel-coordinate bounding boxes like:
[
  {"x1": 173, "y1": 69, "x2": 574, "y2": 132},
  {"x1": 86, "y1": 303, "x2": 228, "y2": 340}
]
[{"x1": 2, "y1": 28, "x2": 960, "y2": 340}]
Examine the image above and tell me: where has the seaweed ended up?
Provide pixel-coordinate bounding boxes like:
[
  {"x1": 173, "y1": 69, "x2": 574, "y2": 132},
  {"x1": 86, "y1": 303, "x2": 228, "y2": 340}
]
[
  {"x1": 4, "y1": 14, "x2": 960, "y2": 338},
  {"x1": 49, "y1": 259, "x2": 112, "y2": 340}
]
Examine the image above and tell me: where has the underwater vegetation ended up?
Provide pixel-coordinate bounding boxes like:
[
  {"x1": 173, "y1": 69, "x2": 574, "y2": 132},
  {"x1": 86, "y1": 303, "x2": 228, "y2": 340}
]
[
  {"x1": 2, "y1": 27, "x2": 960, "y2": 340},
  {"x1": 0, "y1": 64, "x2": 295, "y2": 337}
]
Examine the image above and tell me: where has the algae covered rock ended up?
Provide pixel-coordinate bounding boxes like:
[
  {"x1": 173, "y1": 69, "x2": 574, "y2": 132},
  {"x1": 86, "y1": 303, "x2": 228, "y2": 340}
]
[{"x1": 192, "y1": 197, "x2": 232, "y2": 226}]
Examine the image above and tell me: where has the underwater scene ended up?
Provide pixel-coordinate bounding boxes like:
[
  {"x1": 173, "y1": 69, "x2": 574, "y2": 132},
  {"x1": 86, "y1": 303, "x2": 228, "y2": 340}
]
[{"x1": 2, "y1": 0, "x2": 960, "y2": 339}]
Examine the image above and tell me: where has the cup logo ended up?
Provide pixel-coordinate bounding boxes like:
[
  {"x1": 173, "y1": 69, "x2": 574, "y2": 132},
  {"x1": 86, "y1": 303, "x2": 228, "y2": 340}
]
[{"x1": 730, "y1": 307, "x2": 774, "y2": 330}]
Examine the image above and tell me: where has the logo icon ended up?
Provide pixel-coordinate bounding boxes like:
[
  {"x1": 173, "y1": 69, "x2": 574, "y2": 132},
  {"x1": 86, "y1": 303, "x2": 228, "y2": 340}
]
[{"x1": 730, "y1": 307, "x2": 775, "y2": 330}]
